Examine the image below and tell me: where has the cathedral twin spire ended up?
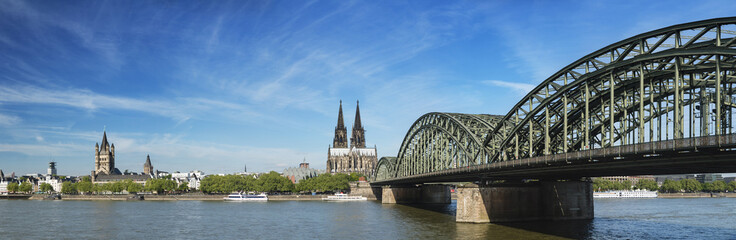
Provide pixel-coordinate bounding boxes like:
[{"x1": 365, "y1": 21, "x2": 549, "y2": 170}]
[{"x1": 333, "y1": 100, "x2": 365, "y2": 149}]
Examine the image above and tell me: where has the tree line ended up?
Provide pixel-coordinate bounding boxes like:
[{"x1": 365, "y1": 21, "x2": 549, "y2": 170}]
[
  {"x1": 199, "y1": 172, "x2": 363, "y2": 194},
  {"x1": 5, "y1": 182, "x2": 33, "y2": 193},
  {"x1": 593, "y1": 178, "x2": 736, "y2": 193},
  {"x1": 60, "y1": 176, "x2": 185, "y2": 194},
  {"x1": 8, "y1": 172, "x2": 365, "y2": 195}
]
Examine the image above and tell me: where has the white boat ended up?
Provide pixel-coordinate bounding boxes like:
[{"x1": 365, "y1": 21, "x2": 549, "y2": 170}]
[
  {"x1": 223, "y1": 192, "x2": 268, "y2": 201},
  {"x1": 594, "y1": 190, "x2": 658, "y2": 198},
  {"x1": 322, "y1": 193, "x2": 367, "y2": 201}
]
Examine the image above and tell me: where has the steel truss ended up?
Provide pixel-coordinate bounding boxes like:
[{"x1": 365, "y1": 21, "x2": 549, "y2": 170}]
[{"x1": 376, "y1": 17, "x2": 736, "y2": 182}]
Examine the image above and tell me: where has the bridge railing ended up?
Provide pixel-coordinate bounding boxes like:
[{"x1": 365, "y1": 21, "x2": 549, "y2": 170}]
[
  {"x1": 505, "y1": 134, "x2": 736, "y2": 168},
  {"x1": 375, "y1": 134, "x2": 736, "y2": 183}
]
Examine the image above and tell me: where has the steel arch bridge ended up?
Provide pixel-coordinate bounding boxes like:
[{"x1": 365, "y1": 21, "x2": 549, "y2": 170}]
[{"x1": 374, "y1": 17, "x2": 736, "y2": 183}]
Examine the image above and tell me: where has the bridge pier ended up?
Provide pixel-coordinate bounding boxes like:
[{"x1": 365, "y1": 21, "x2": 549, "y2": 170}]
[
  {"x1": 381, "y1": 184, "x2": 451, "y2": 204},
  {"x1": 456, "y1": 180, "x2": 593, "y2": 223}
]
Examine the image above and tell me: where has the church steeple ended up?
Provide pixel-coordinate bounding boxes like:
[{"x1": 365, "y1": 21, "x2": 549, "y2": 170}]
[
  {"x1": 101, "y1": 131, "x2": 108, "y2": 149},
  {"x1": 350, "y1": 100, "x2": 366, "y2": 148},
  {"x1": 143, "y1": 154, "x2": 153, "y2": 175},
  {"x1": 333, "y1": 100, "x2": 348, "y2": 148}
]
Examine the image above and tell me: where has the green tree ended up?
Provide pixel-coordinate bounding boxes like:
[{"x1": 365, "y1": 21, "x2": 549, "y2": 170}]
[
  {"x1": 680, "y1": 179, "x2": 702, "y2": 193},
  {"x1": 76, "y1": 181, "x2": 93, "y2": 194},
  {"x1": 348, "y1": 172, "x2": 364, "y2": 182},
  {"x1": 702, "y1": 182, "x2": 714, "y2": 192},
  {"x1": 709, "y1": 180, "x2": 727, "y2": 192},
  {"x1": 635, "y1": 179, "x2": 658, "y2": 191},
  {"x1": 81, "y1": 176, "x2": 92, "y2": 182},
  {"x1": 7, "y1": 182, "x2": 19, "y2": 193},
  {"x1": 659, "y1": 179, "x2": 681, "y2": 193},
  {"x1": 19, "y1": 182, "x2": 33, "y2": 193},
  {"x1": 256, "y1": 171, "x2": 294, "y2": 192},
  {"x1": 177, "y1": 182, "x2": 189, "y2": 192},
  {"x1": 728, "y1": 181, "x2": 736, "y2": 192},
  {"x1": 593, "y1": 178, "x2": 615, "y2": 191},
  {"x1": 61, "y1": 182, "x2": 77, "y2": 194},
  {"x1": 127, "y1": 182, "x2": 143, "y2": 193},
  {"x1": 40, "y1": 183, "x2": 54, "y2": 193}
]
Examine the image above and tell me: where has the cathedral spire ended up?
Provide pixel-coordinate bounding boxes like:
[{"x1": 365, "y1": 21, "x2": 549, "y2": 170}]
[
  {"x1": 350, "y1": 100, "x2": 366, "y2": 148},
  {"x1": 333, "y1": 100, "x2": 348, "y2": 148},
  {"x1": 337, "y1": 100, "x2": 345, "y2": 129},
  {"x1": 353, "y1": 100, "x2": 362, "y2": 129}
]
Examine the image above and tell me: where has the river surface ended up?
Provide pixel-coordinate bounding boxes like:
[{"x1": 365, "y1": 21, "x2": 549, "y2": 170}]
[{"x1": 1, "y1": 198, "x2": 735, "y2": 239}]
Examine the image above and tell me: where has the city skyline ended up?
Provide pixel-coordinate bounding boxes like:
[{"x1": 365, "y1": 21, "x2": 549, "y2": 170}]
[{"x1": 2, "y1": 1, "x2": 736, "y2": 175}]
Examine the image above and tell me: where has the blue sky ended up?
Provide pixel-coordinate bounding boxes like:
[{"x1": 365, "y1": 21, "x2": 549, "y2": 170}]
[{"x1": 1, "y1": 0, "x2": 735, "y2": 176}]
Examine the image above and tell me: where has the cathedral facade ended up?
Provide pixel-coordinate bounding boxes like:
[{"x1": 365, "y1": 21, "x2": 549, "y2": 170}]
[{"x1": 326, "y1": 101, "x2": 377, "y2": 176}]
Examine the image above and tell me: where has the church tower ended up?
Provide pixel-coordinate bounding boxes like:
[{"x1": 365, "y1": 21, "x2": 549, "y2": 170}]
[
  {"x1": 94, "y1": 131, "x2": 116, "y2": 175},
  {"x1": 143, "y1": 155, "x2": 153, "y2": 175},
  {"x1": 333, "y1": 100, "x2": 348, "y2": 148},
  {"x1": 350, "y1": 100, "x2": 366, "y2": 148}
]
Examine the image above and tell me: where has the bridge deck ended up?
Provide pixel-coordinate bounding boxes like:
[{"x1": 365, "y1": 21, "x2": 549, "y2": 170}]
[{"x1": 374, "y1": 134, "x2": 736, "y2": 184}]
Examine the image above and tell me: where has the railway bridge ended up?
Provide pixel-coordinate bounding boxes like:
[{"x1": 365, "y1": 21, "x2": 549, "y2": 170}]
[{"x1": 370, "y1": 17, "x2": 736, "y2": 223}]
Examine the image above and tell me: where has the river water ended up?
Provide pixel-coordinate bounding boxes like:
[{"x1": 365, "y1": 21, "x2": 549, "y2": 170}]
[{"x1": 1, "y1": 198, "x2": 735, "y2": 239}]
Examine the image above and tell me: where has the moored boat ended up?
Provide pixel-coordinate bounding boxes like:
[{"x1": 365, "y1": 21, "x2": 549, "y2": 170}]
[
  {"x1": 223, "y1": 192, "x2": 268, "y2": 201},
  {"x1": 594, "y1": 190, "x2": 658, "y2": 198},
  {"x1": 322, "y1": 193, "x2": 367, "y2": 201}
]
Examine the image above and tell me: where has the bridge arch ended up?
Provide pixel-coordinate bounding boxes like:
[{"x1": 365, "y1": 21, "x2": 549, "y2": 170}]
[
  {"x1": 392, "y1": 113, "x2": 504, "y2": 179},
  {"x1": 375, "y1": 18, "x2": 736, "y2": 184},
  {"x1": 483, "y1": 17, "x2": 736, "y2": 162},
  {"x1": 374, "y1": 157, "x2": 397, "y2": 181}
]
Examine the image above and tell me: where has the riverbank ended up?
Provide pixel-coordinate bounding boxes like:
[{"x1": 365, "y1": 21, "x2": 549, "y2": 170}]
[
  {"x1": 28, "y1": 193, "x2": 375, "y2": 201},
  {"x1": 0, "y1": 194, "x2": 31, "y2": 199},
  {"x1": 658, "y1": 192, "x2": 736, "y2": 198}
]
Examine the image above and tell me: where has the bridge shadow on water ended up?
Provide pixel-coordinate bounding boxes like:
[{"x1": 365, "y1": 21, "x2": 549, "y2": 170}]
[{"x1": 383, "y1": 201, "x2": 736, "y2": 239}]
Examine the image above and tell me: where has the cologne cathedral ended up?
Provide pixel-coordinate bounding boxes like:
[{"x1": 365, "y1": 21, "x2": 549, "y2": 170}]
[{"x1": 326, "y1": 100, "x2": 377, "y2": 176}]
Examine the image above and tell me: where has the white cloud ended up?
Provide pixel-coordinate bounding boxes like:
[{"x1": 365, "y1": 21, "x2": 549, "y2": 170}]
[
  {"x1": 0, "y1": 113, "x2": 20, "y2": 126},
  {"x1": 0, "y1": 84, "x2": 262, "y2": 123},
  {"x1": 483, "y1": 80, "x2": 535, "y2": 95}
]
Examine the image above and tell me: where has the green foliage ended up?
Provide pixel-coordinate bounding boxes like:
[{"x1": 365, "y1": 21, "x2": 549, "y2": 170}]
[
  {"x1": 61, "y1": 181, "x2": 77, "y2": 194},
  {"x1": 680, "y1": 179, "x2": 702, "y2": 193},
  {"x1": 19, "y1": 182, "x2": 32, "y2": 193},
  {"x1": 703, "y1": 180, "x2": 726, "y2": 192},
  {"x1": 76, "y1": 181, "x2": 93, "y2": 194},
  {"x1": 177, "y1": 182, "x2": 189, "y2": 192},
  {"x1": 592, "y1": 178, "x2": 631, "y2": 191},
  {"x1": 6, "y1": 182, "x2": 19, "y2": 193},
  {"x1": 728, "y1": 181, "x2": 736, "y2": 192},
  {"x1": 40, "y1": 183, "x2": 54, "y2": 193},
  {"x1": 144, "y1": 178, "x2": 178, "y2": 193},
  {"x1": 295, "y1": 173, "x2": 350, "y2": 193},
  {"x1": 81, "y1": 176, "x2": 92, "y2": 182},
  {"x1": 200, "y1": 173, "x2": 294, "y2": 193},
  {"x1": 256, "y1": 171, "x2": 294, "y2": 193},
  {"x1": 635, "y1": 179, "x2": 658, "y2": 191},
  {"x1": 348, "y1": 173, "x2": 364, "y2": 182},
  {"x1": 659, "y1": 179, "x2": 681, "y2": 193},
  {"x1": 126, "y1": 181, "x2": 143, "y2": 193}
]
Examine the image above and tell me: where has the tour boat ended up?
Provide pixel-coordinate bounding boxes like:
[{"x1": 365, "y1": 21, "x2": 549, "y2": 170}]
[
  {"x1": 322, "y1": 193, "x2": 367, "y2": 201},
  {"x1": 223, "y1": 192, "x2": 268, "y2": 201},
  {"x1": 593, "y1": 190, "x2": 657, "y2": 198}
]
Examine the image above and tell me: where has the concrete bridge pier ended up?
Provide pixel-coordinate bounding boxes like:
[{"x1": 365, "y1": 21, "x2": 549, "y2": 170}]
[
  {"x1": 456, "y1": 180, "x2": 593, "y2": 223},
  {"x1": 381, "y1": 184, "x2": 451, "y2": 204}
]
